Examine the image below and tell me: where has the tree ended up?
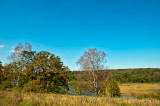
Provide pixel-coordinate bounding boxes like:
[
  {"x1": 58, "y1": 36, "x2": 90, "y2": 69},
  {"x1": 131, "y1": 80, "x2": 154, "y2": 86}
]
[
  {"x1": 1, "y1": 63, "x2": 17, "y2": 90},
  {"x1": 0, "y1": 61, "x2": 3, "y2": 85},
  {"x1": 107, "y1": 79, "x2": 120, "y2": 97},
  {"x1": 8, "y1": 42, "x2": 32, "y2": 62},
  {"x1": 21, "y1": 51, "x2": 68, "y2": 93},
  {"x1": 5, "y1": 43, "x2": 33, "y2": 90},
  {"x1": 77, "y1": 48, "x2": 111, "y2": 96},
  {"x1": 1, "y1": 42, "x2": 68, "y2": 93}
]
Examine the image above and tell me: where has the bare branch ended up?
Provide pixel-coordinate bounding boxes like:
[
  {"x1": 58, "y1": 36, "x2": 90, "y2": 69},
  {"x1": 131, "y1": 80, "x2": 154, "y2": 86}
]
[{"x1": 76, "y1": 48, "x2": 110, "y2": 96}]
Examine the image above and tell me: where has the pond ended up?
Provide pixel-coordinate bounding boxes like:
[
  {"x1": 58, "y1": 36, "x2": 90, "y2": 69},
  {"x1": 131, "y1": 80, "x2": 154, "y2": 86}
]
[
  {"x1": 68, "y1": 85, "x2": 135, "y2": 99},
  {"x1": 68, "y1": 85, "x2": 95, "y2": 96}
]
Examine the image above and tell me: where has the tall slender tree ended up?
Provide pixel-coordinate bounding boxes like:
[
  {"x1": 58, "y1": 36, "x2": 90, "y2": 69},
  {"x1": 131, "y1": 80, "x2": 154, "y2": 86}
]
[{"x1": 77, "y1": 48, "x2": 111, "y2": 96}]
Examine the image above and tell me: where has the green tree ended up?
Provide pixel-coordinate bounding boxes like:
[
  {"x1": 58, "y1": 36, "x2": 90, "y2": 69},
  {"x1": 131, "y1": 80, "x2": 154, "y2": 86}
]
[
  {"x1": 1, "y1": 63, "x2": 17, "y2": 90},
  {"x1": 0, "y1": 43, "x2": 69, "y2": 94},
  {"x1": 0, "y1": 61, "x2": 3, "y2": 86},
  {"x1": 69, "y1": 81, "x2": 82, "y2": 95},
  {"x1": 5, "y1": 43, "x2": 33, "y2": 90},
  {"x1": 23, "y1": 51, "x2": 68, "y2": 93},
  {"x1": 107, "y1": 79, "x2": 120, "y2": 97}
]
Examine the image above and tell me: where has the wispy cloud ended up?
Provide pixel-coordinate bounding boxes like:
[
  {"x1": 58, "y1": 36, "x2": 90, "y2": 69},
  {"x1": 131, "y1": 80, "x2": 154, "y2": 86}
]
[
  {"x1": 11, "y1": 46, "x2": 15, "y2": 49},
  {"x1": 10, "y1": 50, "x2": 21, "y2": 53},
  {"x1": 10, "y1": 50, "x2": 15, "y2": 53},
  {"x1": 0, "y1": 45, "x2": 5, "y2": 48}
]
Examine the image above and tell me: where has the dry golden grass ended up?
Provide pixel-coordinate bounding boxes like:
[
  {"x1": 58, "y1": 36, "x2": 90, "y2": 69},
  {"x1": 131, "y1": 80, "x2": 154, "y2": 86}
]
[
  {"x1": 119, "y1": 83, "x2": 160, "y2": 99},
  {"x1": 0, "y1": 91, "x2": 160, "y2": 106}
]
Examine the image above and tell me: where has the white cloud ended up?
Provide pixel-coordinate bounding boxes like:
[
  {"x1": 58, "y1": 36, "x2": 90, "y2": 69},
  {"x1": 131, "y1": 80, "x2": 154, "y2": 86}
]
[
  {"x1": 10, "y1": 50, "x2": 21, "y2": 53},
  {"x1": 11, "y1": 46, "x2": 15, "y2": 48},
  {"x1": 10, "y1": 50, "x2": 15, "y2": 53},
  {"x1": 0, "y1": 45, "x2": 5, "y2": 48}
]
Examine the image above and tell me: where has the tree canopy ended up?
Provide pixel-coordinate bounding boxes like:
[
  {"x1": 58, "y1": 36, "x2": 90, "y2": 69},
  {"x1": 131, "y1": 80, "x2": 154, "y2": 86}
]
[{"x1": 0, "y1": 43, "x2": 68, "y2": 93}]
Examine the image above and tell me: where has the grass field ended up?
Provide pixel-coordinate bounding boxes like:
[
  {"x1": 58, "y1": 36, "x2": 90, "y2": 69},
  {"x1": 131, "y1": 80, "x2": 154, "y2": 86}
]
[
  {"x1": 119, "y1": 83, "x2": 160, "y2": 100},
  {"x1": 0, "y1": 83, "x2": 160, "y2": 106},
  {"x1": 0, "y1": 91, "x2": 160, "y2": 106}
]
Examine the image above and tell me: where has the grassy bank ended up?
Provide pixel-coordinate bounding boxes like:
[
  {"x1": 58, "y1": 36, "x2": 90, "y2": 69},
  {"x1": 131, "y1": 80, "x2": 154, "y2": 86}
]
[
  {"x1": 72, "y1": 81, "x2": 160, "y2": 100},
  {"x1": 119, "y1": 83, "x2": 160, "y2": 100},
  {"x1": 0, "y1": 91, "x2": 160, "y2": 106}
]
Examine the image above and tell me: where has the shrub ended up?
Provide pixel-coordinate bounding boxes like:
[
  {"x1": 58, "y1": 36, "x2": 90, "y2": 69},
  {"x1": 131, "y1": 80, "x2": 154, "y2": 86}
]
[{"x1": 107, "y1": 79, "x2": 121, "y2": 97}]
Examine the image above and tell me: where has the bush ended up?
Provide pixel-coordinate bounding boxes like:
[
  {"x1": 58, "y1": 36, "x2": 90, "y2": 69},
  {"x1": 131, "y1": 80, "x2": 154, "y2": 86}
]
[
  {"x1": 68, "y1": 81, "x2": 82, "y2": 95},
  {"x1": 22, "y1": 80, "x2": 41, "y2": 93},
  {"x1": 107, "y1": 79, "x2": 120, "y2": 97}
]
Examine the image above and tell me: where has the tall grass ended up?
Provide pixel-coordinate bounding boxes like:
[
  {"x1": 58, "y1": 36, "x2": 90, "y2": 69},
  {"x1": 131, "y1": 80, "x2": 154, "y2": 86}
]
[
  {"x1": 119, "y1": 83, "x2": 160, "y2": 100},
  {"x1": 0, "y1": 91, "x2": 160, "y2": 106}
]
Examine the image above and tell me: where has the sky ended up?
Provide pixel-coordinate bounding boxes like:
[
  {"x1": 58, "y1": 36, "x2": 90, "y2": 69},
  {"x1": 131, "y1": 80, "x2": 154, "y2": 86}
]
[{"x1": 0, "y1": 0, "x2": 160, "y2": 70}]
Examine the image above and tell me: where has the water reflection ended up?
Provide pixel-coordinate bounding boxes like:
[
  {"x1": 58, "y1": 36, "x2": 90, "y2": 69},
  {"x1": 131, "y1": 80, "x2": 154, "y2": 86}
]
[{"x1": 68, "y1": 85, "x2": 135, "y2": 99}]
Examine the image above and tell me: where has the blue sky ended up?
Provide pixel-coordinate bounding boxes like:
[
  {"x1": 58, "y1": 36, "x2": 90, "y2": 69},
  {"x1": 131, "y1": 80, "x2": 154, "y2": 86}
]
[{"x1": 0, "y1": 0, "x2": 160, "y2": 70}]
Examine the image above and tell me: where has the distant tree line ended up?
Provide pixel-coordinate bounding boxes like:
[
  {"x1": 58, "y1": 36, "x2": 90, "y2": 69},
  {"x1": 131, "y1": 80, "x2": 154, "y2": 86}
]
[
  {"x1": 112, "y1": 68, "x2": 160, "y2": 83},
  {"x1": 0, "y1": 43, "x2": 68, "y2": 93},
  {"x1": 67, "y1": 68, "x2": 160, "y2": 83}
]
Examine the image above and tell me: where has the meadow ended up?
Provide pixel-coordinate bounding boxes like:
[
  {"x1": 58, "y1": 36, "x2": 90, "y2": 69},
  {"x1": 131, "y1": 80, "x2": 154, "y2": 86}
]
[
  {"x1": 0, "y1": 90, "x2": 160, "y2": 106},
  {"x1": 119, "y1": 83, "x2": 160, "y2": 100},
  {"x1": 0, "y1": 83, "x2": 160, "y2": 106}
]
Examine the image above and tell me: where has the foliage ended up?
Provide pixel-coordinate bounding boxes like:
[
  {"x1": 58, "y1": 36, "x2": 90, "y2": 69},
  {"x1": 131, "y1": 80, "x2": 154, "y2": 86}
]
[
  {"x1": 0, "y1": 43, "x2": 68, "y2": 94},
  {"x1": 65, "y1": 70, "x2": 77, "y2": 81},
  {"x1": 107, "y1": 79, "x2": 121, "y2": 97},
  {"x1": 67, "y1": 68, "x2": 160, "y2": 83},
  {"x1": 112, "y1": 68, "x2": 160, "y2": 83},
  {"x1": 0, "y1": 61, "x2": 3, "y2": 88},
  {"x1": 68, "y1": 81, "x2": 82, "y2": 96}
]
